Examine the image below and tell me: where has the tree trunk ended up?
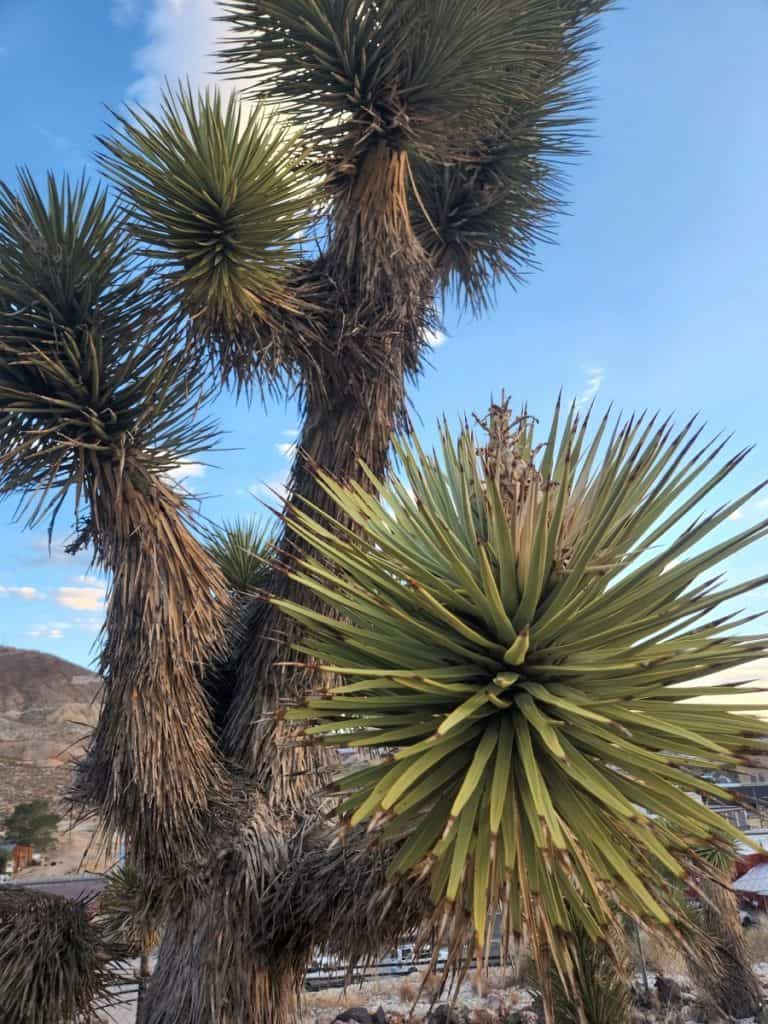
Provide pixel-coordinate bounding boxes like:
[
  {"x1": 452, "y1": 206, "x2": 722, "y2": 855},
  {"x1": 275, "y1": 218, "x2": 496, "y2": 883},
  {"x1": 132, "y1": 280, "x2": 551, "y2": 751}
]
[
  {"x1": 143, "y1": 146, "x2": 434, "y2": 1022},
  {"x1": 143, "y1": 913, "x2": 300, "y2": 1024},
  {"x1": 135, "y1": 953, "x2": 150, "y2": 1024},
  {"x1": 691, "y1": 876, "x2": 762, "y2": 1021},
  {"x1": 142, "y1": 357, "x2": 423, "y2": 1023}
]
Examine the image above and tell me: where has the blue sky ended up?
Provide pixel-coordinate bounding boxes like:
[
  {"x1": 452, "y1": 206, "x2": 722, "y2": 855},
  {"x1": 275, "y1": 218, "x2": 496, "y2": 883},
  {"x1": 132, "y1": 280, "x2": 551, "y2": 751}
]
[{"x1": 0, "y1": 0, "x2": 767, "y2": 670}]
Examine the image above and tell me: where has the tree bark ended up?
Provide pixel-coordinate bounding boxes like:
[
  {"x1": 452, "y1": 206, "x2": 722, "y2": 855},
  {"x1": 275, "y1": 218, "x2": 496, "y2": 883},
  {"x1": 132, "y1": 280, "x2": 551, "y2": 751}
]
[
  {"x1": 135, "y1": 953, "x2": 150, "y2": 1024},
  {"x1": 143, "y1": 144, "x2": 435, "y2": 1023},
  {"x1": 690, "y1": 876, "x2": 762, "y2": 1021}
]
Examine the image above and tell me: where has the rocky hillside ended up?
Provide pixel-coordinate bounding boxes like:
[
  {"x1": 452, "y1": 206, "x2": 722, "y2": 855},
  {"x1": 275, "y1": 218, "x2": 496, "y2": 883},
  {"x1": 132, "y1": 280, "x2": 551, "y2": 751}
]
[{"x1": 0, "y1": 645, "x2": 101, "y2": 814}]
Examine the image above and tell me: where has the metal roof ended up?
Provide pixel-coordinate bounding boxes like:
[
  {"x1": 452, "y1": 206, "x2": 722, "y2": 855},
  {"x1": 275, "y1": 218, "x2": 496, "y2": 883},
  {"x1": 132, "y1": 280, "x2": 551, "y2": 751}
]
[
  {"x1": 734, "y1": 862, "x2": 768, "y2": 896},
  {"x1": 4, "y1": 874, "x2": 105, "y2": 902}
]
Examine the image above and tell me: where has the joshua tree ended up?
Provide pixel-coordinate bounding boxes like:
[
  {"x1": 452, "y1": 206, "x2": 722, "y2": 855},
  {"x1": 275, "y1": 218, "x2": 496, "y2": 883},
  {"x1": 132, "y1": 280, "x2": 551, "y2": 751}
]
[
  {"x1": 550, "y1": 922, "x2": 633, "y2": 1024},
  {"x1": 98, "y1": 865, "x2": 164, "y2": 1021},
  {"x1": 278, "y1": 399, "x2": 768, "y2": 1020},
  {"x1": 686, "y1": 844, "x2": 763, "y2": 1020},
  {"x1": 0, "y1": 886, "x2": 120, "y2": 1024},
  {"x1": 0, "y1": 2, "x2": 628, "y2": 1021}
]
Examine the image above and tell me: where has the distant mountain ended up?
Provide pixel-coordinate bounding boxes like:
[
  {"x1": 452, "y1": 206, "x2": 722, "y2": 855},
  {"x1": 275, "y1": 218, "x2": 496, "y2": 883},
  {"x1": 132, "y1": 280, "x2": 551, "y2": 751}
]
[{"x1": 0, "y1": 646, "x2": 101, "y2": 814}]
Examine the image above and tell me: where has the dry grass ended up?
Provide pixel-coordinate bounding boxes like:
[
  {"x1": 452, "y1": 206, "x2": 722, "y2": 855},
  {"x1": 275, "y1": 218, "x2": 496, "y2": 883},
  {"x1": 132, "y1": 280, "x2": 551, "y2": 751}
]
[
  {"x1": 639, "y1": 931, "x2": 687, "y2": 977},
  {"x1": 417, "y1": 968, "x2": 444, "y2": 1000},
  {"x1": 745, "y1": 919, "x2": 768, "y2": 964},
  {"x1": 398, "y1": 978, "x2": 419, "y2": 1003}
]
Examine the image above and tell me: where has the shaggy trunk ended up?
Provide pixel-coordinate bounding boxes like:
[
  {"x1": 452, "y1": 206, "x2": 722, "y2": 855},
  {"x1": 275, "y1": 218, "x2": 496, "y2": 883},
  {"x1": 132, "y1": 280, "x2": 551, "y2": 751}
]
[
  {"x1": 693, "y1": 877, "x2": 762, "y2": 1021},
  {"x1": 142, "y1": 355, "x2": 421, "y2": 1024},
  {"x1": 73, "y1": 464, "x2": 230, "y2": 876},
  {"x1": 144, "y1": 909, "x2": 302, "y2": 1024},
  {"x1": 143, "y1": 139, "x2": 434, "y2": 1023}
]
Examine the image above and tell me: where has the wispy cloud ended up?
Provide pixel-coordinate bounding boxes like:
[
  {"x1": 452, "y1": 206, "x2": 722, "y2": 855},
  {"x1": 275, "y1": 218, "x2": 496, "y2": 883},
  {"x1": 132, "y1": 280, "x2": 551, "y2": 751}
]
[
  {"x1": 27, "y1": 624, "x2": 67, "y2": 640},
  {"x1": 0, "y1": 585, "x2": 46, "y2": 601},
  {"x1": 425, "y1": 327, "x2": 447, "y2": 348},
  {"x1": 27, "y1": 621, "x2": 74, "y2": 640},
  {"x1": 685, "y1": 658, "x2": 768, "y2": 708},
  {"x1": 576, "y1": 367, "x2": 604, "y2": 408},
  {"x1": 56, "y1": 586, "x2": 107, "y2": 612},
  {"x1": 127, "y1": 0, "x2": 226, "y2": 110},
  {"x1": 276, "y1": 442, "x2": 296, "y2": 458},
  {"x1": 76, "y1": 617, "x2": 103, "y2": 634},
  {"x1": 250, "y1": 470, "x2": 290, "y2": 503},
  {"x1": 0, "y1": 45, "x2": 9, "y2": 58},
  {"x1": 24, "y1": 536, "x2": 91, "y2": 567},
  {"x1": 75, "y1": 574, "x2": 102, "y2": 586},
  {"x1": 728, "y1": 508, "x2": 744, "y2": 522},
  {"x1": 166, "y1": 459, "x2": 207, "y2": 481},
  {"x1": 36, "y1": 126, "x2": 73, "y2": 152}
]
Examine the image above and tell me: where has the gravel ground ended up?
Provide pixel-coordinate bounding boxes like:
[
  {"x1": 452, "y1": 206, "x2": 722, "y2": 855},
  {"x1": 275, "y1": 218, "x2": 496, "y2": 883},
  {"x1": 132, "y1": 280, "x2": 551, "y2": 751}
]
[{"x1": 92, "y1": 961, "x2": 768, "y2": 1023}]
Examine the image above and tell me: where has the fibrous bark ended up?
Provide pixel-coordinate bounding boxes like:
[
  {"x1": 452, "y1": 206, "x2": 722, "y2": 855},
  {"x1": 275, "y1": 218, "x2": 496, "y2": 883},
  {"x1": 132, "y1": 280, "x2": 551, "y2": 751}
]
[
  {"x1": 689, "y1": 875, "x2": 762, "y2": 1021},
  {"x1": 144, "y1": 174, "x2": 435, "y2": 1021}
]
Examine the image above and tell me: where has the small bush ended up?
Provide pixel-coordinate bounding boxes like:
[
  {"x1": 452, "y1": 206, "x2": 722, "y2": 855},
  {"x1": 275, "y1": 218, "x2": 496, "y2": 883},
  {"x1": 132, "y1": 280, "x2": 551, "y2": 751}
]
[
  {"x1": 639, "y1": 931, "x2": 687, "y2": 978},
  {"x1": 398, "y1": 978, "x2": 418, "y2": 1003},
  {"x1": 745, "y1": 919, "x2": 768, "y2": 964}
]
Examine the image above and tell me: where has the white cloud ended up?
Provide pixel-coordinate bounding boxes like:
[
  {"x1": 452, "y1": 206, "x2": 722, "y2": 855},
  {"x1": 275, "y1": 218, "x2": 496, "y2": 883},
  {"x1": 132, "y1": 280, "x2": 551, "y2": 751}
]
[
  {"x1": 166, "y1": 459, "x2": 207, "y2": 481},
  {"x1": 0, "y1": 585, "x2": 46, "y2": 601},
  {"x1": 683, "y1": 659, "x2": 768, "y2": 710},
  {"x1": 76, "y1": 617, "x2": 103, "y2": 634},
  {"x1": 250, "y1": 470, "x2": 290, "y2": 503},
  {"x1": 276, "y1": 442, "x2": 296, "y2": 458},
  {"x1": 282, "y1": 428, "x2": 299, "y2": 439},
  {"x1": 56, "y1": 586, "x2": 107, "y2": 612},
  {"x1": 576, "y1": 367, "x2": 604, "y2": 408},
  {"x1": 27, "y1": 625, "x2": 66, "y2": 640},
  {"x1": 425, "y1": 328, "x2": 447, "y2": 348},
  {"x1": 75, "y1": 574, "x2": 102, "y2": 586},
  {"x1": 127, "y1": 0, "x2": 226, "y2": 110},
  {"x1": 728, "y1": 508, "x2": 744, "y2": 522},
  {"x1": 25, "y1": 536, "x2": 91, "y2": 567}
]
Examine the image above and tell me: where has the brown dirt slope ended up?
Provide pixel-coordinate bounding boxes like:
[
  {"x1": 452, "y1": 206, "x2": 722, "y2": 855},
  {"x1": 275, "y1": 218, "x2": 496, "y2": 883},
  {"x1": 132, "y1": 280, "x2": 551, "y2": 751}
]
[{"x1": 0, "y1": 645, "x2": 101, "y2": 814}]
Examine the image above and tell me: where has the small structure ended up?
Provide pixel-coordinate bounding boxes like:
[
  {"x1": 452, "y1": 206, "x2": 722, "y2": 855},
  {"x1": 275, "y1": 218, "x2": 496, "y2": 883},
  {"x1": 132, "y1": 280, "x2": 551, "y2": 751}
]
[
  {"x1": 9, "y1": 874, "x2": 106, "y2": 910},
  {"x1": 731, "y1": 856, "x2": 768, "y2": 922},
  {"x1": 733, "y1": 861, "x2": 768, "y2": 902},
  {"x1": 12, "y1": 844, "x2": 34, "y2": 873}
]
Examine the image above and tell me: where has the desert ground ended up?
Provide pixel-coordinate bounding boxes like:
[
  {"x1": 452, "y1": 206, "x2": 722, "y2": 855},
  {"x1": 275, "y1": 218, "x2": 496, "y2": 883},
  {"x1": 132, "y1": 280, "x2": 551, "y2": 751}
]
[{"x1": 96, "y1": 946, "x2": 768, "y2": 1024}]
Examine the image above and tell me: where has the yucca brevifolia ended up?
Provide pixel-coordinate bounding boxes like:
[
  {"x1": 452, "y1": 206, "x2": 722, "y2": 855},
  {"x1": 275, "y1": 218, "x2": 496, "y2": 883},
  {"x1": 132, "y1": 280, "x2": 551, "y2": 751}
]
[
  {"x1": 0, "y1": 887, "x2": 120, "y2": 1024},
  {"x1": 0, "y1": 2, "x2": 615, "y2": 1020},
  {"x1": 279, "y1": 399, "x2": 768, "y2": 1021},
  {"x1": 685, "y1": 844, "x2": 763, "y2": 1020},
  {"x1": 105, "y1": 4, "x2": 612, "y2": 1020},
  {"x1": 550, "y1": 922, "x2": 633, "y2": 1024},
  {"x1": 214, "y1": 0, "x2": 615, "y2": 797},
  {"x1": 98, "y1": 865, "x2": 164, "y2": 1022},
  {"x1": 0, "y1": 174, "x2": 233, "y2": 876}
]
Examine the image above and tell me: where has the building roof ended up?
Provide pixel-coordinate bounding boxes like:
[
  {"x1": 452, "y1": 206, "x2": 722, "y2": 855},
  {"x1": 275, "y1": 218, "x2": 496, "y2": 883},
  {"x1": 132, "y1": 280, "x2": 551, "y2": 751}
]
[
  {"x1": 734, "y1": 862, "x2": 768, "y2": 896},
  {"x1": 6, "y1": 874, "x2": 105, "y2": 902}
]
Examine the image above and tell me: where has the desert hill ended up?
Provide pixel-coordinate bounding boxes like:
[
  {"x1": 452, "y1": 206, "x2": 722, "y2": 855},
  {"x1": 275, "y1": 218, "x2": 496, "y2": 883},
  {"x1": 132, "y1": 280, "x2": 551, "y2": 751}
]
[{"x1": 0, "y1": 645, "x2": 101, "y2": 814}]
